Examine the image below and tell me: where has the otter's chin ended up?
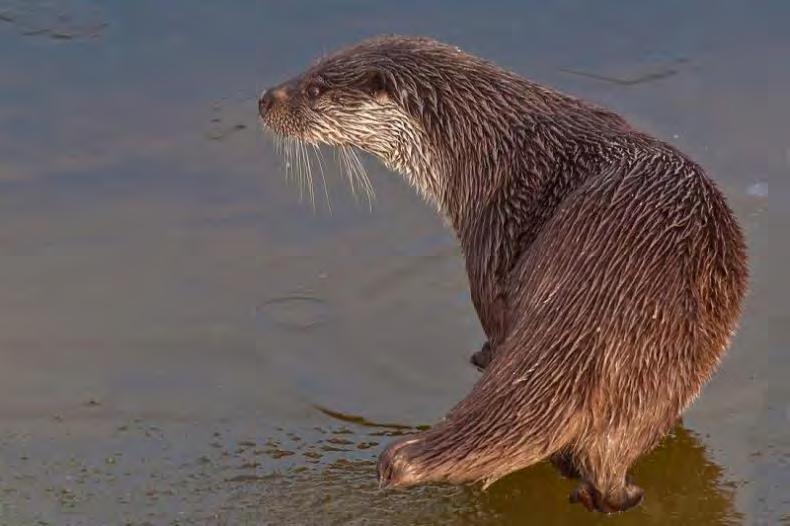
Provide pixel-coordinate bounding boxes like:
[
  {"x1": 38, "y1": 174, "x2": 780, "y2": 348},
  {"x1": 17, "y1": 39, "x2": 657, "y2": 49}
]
[{"x1": 377, "y1": 436, "x2": 429, "y2": 489}]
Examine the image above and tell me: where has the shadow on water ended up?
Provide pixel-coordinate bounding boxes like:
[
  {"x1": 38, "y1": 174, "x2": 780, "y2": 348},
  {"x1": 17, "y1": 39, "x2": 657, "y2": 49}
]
[
  {"x1": 0, "y1": 417, "x2": 745, "y2": 525},
  {"x1": 212, "y1": 426, "x2": 740, "y2": 525},
  {"x1": 558, "y1": 58, "x2": 686, "y2": 87},
  {"x1": 313, "y1": 404, "x2": 425, "y2": 431},
  {"x1": 0, "y1": 0, "x2": 106, "y2": 41}
]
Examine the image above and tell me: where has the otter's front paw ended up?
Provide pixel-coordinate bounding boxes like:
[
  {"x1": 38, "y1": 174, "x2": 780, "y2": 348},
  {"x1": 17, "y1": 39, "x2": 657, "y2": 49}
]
[{"x1": 470, "y1": 341, "x2": 493, "y2": 371}]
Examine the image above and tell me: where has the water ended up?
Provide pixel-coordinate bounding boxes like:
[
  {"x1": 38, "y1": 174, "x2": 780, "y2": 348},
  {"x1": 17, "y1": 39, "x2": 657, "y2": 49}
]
[{"x1": 0, "y1": 1, "x2": 787, "y2": 524}]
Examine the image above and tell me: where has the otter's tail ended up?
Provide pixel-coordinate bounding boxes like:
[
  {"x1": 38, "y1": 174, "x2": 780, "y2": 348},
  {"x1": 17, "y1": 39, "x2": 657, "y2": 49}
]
[{"x1": 378, "y1": 332, "x2": 585, "y2": 489}]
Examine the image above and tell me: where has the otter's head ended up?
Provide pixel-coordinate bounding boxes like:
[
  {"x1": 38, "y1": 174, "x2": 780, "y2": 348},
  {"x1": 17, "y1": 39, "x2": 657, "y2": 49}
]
[
  {"x1": 259, "y1": 40, "x2": 411, "y2": 159},
  {"x1": 258, "y1": 36, "x2": 501, "y2": 210}
]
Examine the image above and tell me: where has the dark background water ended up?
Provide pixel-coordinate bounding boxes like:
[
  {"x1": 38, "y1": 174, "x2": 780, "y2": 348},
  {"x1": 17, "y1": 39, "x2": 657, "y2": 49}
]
[{"x1": 0, "y1": 1, "x2": 788, "y2": 524}]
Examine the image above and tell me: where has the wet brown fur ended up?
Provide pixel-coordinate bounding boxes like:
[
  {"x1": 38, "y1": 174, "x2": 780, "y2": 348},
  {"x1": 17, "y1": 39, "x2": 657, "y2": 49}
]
[{"x1": 258, "y1": 36, "x2": 748, "y2": 513}]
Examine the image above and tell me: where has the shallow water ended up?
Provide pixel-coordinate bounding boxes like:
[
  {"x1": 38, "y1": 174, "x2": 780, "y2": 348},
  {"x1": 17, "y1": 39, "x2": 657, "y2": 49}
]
[{"x1": 0, "y1": 1, "x2": 788, "y2": 524}]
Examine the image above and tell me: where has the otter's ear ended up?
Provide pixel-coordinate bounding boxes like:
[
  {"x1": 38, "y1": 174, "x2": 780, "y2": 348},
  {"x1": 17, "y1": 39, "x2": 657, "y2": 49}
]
[{"x1": 362, "y1": 69, "x2": 393, "y2": 102}]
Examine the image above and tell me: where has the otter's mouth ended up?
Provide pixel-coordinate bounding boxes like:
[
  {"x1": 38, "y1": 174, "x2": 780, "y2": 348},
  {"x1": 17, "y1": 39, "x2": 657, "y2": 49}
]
[
  {"x1": 258, "y1": 85, "x2": 375, "y2": 207},
  {"x1": 258, "y1": 81, "x2": 313, "y2": 142}
]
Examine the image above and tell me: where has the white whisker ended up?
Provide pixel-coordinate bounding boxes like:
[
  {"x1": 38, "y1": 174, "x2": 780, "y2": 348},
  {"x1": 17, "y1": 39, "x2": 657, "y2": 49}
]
[
  {"x1": 337, "y1": 147, "x2": 357, "y2": 200},
  {"x1": 294, "y1": 138, "x2": 304, "y2": 202},
  {"x1": 350, "y1": 147, "x2": 375, "y2": 209},
  {"x1": 341, "y1": 146, "x2": 375, "y2": 210},
  {"x1": 300, "y1": 141, "x2": 316, "y2": 210},
  {"x1": 266, "y1": 133, "x2": 375, "y2": 213},
  {"x1": 312, "y1": 144, "x2": 332, "y2": 213}
]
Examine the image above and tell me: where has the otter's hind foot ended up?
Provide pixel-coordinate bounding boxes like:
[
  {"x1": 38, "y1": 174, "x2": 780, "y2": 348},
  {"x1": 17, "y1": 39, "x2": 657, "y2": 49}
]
[
  {"x1": 570, "y1": 481, "x2": 644, "y2": 513},
  {"x1": 470, "y1": 342, "x2": 493, "y2": 371}
]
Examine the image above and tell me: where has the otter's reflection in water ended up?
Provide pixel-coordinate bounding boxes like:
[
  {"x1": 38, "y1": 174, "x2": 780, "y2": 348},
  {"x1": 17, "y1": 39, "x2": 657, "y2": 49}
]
[
  {"x1": 473, "y1": 425, "x2": 741, "y2": 525},
  {"x1": 220, "y1": 425, "x2": 739, "y2": 525}
]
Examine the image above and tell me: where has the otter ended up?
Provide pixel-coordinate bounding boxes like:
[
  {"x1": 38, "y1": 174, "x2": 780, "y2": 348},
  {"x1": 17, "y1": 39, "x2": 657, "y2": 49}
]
[{"x1": 258, "y1": 36, "x2": 748, "y2": 513}]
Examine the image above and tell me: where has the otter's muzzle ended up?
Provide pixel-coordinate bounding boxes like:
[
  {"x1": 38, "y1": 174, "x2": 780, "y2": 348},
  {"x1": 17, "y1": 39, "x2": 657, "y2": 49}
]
[{"x1": 258, "y1": 84, "x2": 290, "y2": 118}]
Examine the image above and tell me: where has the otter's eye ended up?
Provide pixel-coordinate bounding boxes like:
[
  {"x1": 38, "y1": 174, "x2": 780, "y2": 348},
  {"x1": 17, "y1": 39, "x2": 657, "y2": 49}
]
[{"x1": 306, "y1": 83, "x2": 322, "y2": 99}]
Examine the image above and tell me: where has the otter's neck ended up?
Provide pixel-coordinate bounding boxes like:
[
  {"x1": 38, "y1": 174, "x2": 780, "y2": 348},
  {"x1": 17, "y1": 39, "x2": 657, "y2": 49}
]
[
  {"x1": 384, "y1": 75, "x2": 618, "y2": 342},
  {"x1": 382, "y1": 102, "x2": 543, "y2": 344},
  {"x1": 388, "y1": 73, "x2": 564, "y2": 233}
]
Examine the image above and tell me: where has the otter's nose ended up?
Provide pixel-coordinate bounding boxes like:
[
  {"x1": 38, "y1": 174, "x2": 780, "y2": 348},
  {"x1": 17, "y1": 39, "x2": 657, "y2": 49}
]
[{"x1": 258, "y1": 86, "x2": 288, "y2": 117}]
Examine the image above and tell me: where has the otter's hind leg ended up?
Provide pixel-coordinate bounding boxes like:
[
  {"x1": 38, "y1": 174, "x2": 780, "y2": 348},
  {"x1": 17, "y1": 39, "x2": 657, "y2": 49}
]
[{"x1": 567, "y1": 429, "x2": 660, "y2": 513}]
